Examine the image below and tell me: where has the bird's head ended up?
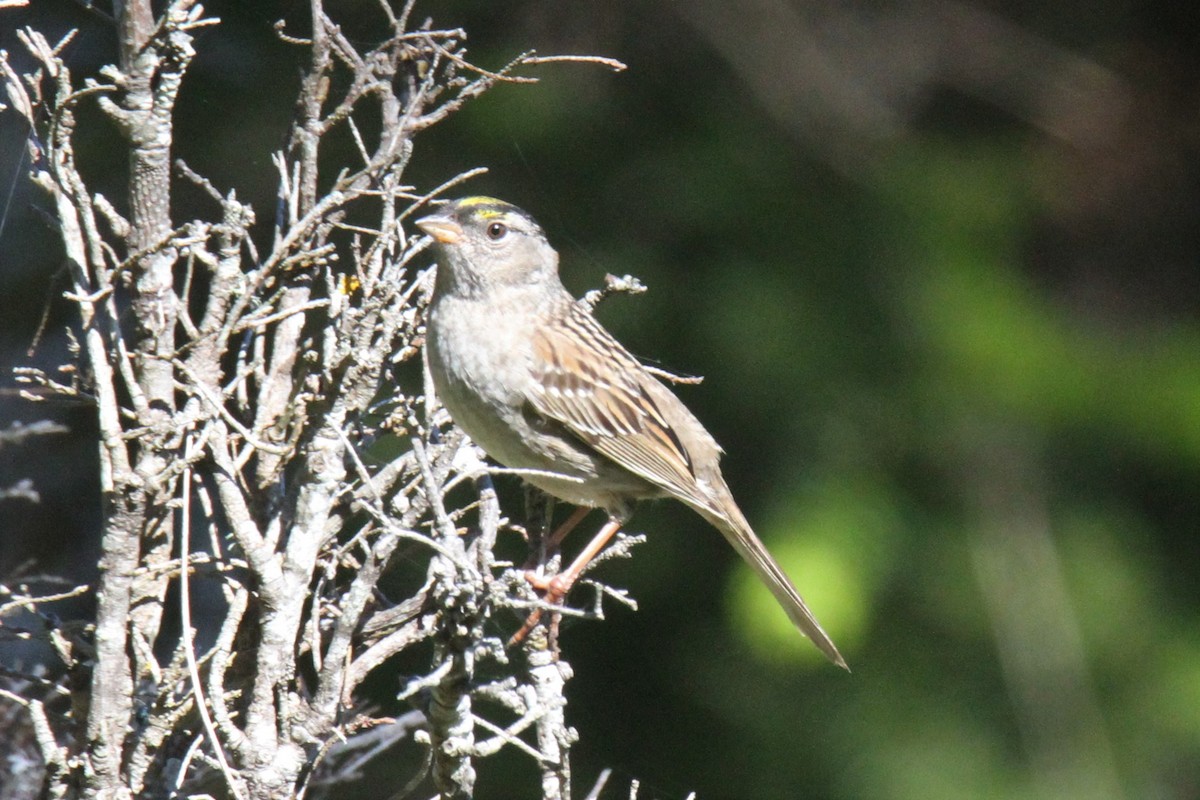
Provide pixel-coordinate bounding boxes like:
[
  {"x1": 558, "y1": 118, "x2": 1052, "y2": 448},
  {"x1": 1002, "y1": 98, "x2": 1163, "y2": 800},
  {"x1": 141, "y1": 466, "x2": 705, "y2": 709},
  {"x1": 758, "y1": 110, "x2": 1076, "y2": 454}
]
[{"x1": 416, "y1": 197, "x2": 560, "y2": 296}]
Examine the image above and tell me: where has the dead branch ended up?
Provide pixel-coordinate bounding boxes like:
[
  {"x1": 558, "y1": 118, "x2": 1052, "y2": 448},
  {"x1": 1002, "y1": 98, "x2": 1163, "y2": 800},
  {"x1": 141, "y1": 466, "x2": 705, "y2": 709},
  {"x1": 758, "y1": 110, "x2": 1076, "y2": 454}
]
[{"x1": 1, "y1": 3, "x2": 636, "y2": 798}]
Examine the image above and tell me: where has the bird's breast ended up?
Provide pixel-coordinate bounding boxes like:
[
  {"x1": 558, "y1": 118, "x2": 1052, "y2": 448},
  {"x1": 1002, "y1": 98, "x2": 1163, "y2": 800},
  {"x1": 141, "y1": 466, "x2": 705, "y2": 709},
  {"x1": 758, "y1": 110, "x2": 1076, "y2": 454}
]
[{"x1": 425, "y1": 294, "x2": 660, "y2": 511}]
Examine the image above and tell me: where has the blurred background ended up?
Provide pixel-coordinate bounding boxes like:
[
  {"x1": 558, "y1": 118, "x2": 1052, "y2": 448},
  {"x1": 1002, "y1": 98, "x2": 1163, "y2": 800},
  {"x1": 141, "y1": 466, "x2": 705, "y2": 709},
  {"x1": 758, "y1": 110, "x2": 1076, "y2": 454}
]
[{"x1": 2, "y1": 1, "x2": 1198, "y2": 798}]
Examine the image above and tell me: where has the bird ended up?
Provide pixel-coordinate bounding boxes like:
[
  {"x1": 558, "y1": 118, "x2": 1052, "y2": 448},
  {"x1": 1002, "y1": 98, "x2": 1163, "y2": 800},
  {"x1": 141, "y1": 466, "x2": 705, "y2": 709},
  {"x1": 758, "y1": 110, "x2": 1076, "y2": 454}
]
[{"x1": 416, "y1": 196, "x2": 846, "y2": 669}]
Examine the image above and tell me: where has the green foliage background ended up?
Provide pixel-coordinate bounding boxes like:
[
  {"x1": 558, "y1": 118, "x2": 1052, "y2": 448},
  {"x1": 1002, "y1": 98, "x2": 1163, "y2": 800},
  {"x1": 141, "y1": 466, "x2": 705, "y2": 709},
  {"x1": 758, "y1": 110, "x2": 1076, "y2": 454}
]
[{"x1": 2, "y1": 2, "x2": 1197, "y2": 798}]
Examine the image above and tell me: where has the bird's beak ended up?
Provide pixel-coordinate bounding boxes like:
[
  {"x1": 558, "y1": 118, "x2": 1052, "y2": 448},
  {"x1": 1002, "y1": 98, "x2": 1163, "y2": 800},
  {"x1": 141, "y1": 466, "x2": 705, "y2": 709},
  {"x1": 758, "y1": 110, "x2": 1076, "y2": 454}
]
[{"x1": 415, "y1": 212, "x2": 463, "y2": 244}]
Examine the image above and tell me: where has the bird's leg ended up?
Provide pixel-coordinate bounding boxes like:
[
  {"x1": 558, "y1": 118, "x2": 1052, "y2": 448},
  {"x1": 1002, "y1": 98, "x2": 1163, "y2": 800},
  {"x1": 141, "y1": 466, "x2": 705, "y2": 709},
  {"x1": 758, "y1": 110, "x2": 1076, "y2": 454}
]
[
  {"x1": 510, "y1": 517, "x2": 623, "y2": 646},
  {"x1": 546, "y1": 506, "x2": 593, "y2": 551},
  {"x1": 519, "y1": 505, "x2": 593, "y2": 572},
  {"x1": 539, "y1": 517, "x2": 623, "y2": 595}
]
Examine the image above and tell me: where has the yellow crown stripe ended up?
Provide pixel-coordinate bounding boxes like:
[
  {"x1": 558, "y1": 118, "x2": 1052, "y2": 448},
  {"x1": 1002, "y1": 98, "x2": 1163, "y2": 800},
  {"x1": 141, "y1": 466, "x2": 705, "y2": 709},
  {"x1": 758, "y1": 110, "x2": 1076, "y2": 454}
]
[
  {"x1": 456, "y1": 196, "x2": 517, "y2": 221},
  {"x1": 457, "y1": 196, "x2": 506, "y2": 208}
]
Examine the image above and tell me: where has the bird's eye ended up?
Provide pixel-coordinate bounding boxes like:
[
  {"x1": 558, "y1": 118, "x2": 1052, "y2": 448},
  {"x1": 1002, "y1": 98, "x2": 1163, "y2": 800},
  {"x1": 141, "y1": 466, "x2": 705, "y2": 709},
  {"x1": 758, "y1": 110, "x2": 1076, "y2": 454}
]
[{"x1": 486, "y1": 221, "x2": 508, "y2": 240}]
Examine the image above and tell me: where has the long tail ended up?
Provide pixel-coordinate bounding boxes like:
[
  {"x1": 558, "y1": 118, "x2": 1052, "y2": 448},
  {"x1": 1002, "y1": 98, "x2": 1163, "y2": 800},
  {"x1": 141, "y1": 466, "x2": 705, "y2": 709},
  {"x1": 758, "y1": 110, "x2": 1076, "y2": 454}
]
[{"x1": 696, "y1": 497, "x2": 848, "y2": 670}]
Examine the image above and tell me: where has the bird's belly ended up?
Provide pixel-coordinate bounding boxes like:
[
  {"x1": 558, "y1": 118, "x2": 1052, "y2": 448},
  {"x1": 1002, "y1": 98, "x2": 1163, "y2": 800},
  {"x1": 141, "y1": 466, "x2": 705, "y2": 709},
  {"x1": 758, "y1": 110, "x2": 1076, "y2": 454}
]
[{"x1": 435, "y1": 374, "x2": 651, "y2": 511}]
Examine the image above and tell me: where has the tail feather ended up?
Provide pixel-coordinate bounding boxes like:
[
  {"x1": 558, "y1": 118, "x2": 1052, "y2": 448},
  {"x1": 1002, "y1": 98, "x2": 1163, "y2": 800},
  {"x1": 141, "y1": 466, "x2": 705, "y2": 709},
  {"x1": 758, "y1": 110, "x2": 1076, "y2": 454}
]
[{"x1": 695, "y1": 498, "x2": 848, "y2": 670}]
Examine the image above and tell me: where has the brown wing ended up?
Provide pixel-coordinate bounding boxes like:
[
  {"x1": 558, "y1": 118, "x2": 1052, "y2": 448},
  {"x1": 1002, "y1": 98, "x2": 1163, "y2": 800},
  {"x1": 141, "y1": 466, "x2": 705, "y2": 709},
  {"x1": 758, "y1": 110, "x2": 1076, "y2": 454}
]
[
  {"x1": 527, "y1": 301, "x2": 721, "y2": 512},
  {"x1": 529, "y1": 302, "x2": 848, "y2": 668}
]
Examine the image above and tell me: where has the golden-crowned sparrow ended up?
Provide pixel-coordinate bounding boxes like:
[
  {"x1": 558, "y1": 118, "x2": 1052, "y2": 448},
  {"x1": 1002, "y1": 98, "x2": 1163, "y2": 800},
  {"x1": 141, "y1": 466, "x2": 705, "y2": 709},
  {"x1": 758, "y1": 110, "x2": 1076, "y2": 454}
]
[{"x1": 417, "y1": 196, "x2": 846, "y2": 669}]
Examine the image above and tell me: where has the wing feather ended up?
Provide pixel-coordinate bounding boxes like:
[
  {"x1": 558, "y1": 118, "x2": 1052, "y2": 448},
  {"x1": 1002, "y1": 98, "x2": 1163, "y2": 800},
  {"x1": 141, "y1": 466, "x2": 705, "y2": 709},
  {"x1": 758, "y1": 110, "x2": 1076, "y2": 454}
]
[{"x1": 526, "y1": 302, "x2": 714, "y2": 509}]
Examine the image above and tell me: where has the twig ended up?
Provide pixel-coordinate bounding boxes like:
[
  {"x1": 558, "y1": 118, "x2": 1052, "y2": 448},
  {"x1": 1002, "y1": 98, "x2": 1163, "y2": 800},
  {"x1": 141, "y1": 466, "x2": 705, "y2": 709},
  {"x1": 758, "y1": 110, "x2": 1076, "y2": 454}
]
[
  {"x1": 522, "y1": 54, "x2": 628, "y2": 71},
  {"x1": 178, "y1": 435, "x2": 247, "y2": 799},
  {"x1": 0, "y1": 584, "x2": 90, "y2": 618},
  {"x1": 0, "y1": 689, "x2": 67, "y2": 782}
]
